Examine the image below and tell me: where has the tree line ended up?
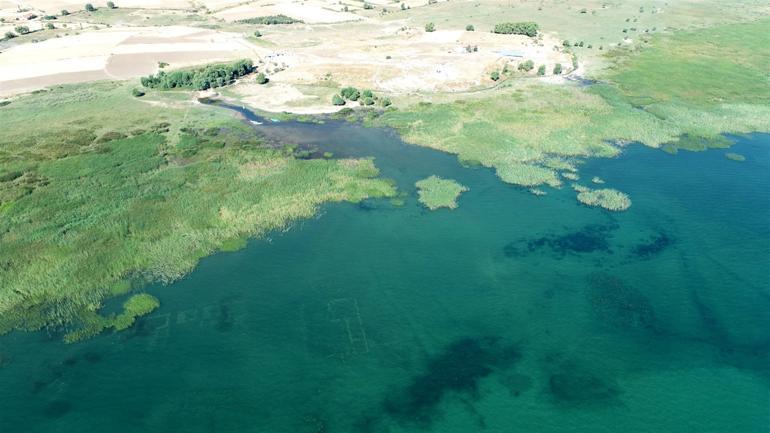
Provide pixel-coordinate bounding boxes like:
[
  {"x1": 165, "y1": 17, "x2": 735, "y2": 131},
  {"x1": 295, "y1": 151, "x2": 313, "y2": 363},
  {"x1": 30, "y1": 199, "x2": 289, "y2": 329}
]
[{"x1": 140, "y1": 59, "x2": 254, "y2": 90}]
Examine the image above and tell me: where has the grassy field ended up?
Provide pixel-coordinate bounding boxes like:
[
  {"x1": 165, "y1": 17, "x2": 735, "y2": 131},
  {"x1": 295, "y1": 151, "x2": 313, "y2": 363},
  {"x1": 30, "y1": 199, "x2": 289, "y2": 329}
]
[
  {"x1": 415, "y1": 176, "x2": 468, "y2": 210},
  {"x1": 378, "y1": 19, "x2": 770, "y2": 197},
  {"x1": 0, "y1": 82, "x2": 395, "y2": 340}
]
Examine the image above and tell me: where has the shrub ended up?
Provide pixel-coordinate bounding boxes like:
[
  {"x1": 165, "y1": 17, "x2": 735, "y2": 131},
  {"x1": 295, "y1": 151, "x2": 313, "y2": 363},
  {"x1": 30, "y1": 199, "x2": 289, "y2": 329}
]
[
  {"x1": 537, "y1": 65, "x2": 546, "y2": 76},
  {"x1": 254, "y1": 30, "x2": 262, "y2": 37},
  {"x1": 255, "y1": 72, "x2": 268, "y2": 84},
  {"x1": 363, "y1": 2, "x2": 374, "y2": 9},
  {"x1": 61, "y1": 9, "x2": 70, "y2": 15},
  {"x1": 15, "y1": 26, "x2": 30, "y2": 35},
  {"x1": 362, "y1": 89, "x2": 373, "y2": 98},
  {"x1": 425, "y1": 22, "x2": 435, "y2": 32},
  {"x1": 340, "y1": 86, "x2": 360, "y2": 101},
  {"x1": 380, "y1": 97, "x2": 392, "y2": 107},
  {"x1": 3, "y1": 31, "x2": 15, "y2": 40},
  {"x1": 553, "y1": 63, "x2": 562, "y2": 75},
  {"x1": 490, "y1": 70, "x2": 500, "y2": 81},
  {"x1": 46, "y1": 23, "x2": 55, "y2": 30},
  {"x1": 107, "y1": 1, "x2": 116, "y2": 8},
  {"x1": 562, "y1": 40, "x2": 571, "y2": 47},
  {"x1": 332, "y1": 94, "x2": 345, "y2": 105},
  {"x1": 517, "y1": 60, "x2": 534, "y2": 72},
  {"x1": 493, "y1": 22, "x2": 539, "y2": 37},
  {"x1": 400, "y1": 3, "x2": 406, "y2": 10},
  {"x1": 466, "y1": 24, "x2": 475, "y2": 31},
  {"x1": 85, "y1": 3, "x2": 96, "y2": 12},
  {"x1": 43, "y1": 15, "x2": 57, "y2": 20},
  {"x1": 361, "y1": 97, "x2": 375, "y2": 106}
]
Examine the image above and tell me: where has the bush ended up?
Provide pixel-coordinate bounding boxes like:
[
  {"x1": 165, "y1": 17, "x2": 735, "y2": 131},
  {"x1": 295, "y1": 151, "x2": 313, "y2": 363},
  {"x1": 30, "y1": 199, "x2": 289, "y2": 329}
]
[
  {"x1": 361, "y1": 97, "x2": 375, "y2": 106},
  {"x1": 562, "y1": 40, "x2": 570, "y2": 47},
  {"x1": 85, "y1": 3, "x2": 96, "y2": 12},
  {"x1": 466, "y1": 24, "x2": 475, "y2": 31},
  {"x1": 537, "y1": 65, "x2": 546, "y2": 76},
  {"x1": 15, "y1": 26, "x2": 30, "y2": 35},
  {"x1": 340, "y1": 86, "x2": 360, "y2": 101},
  {"x1": 46, "y1": 23, "x2": 55, "y2": 30},
  {"x1": 401, "y1": 3, "x2": 406, "y2": 10},
  {"x1": 380, "y1": 97, "x2": 392, "y2": 107},
  {"x1": 362, "y1": 89, "x2": 373, "y2": 98},
  {"x1": 131, "y1": 88, "x2": 145, "y2": 97},
  {"x1": 425, "y1": 22, "x2": 435, "y2": 32},
  {"x1": 517, "y1": 60, "x2": 534, "y2": 72},
  {"x1": 553, "y1": 63, "x2": 562, "y2": 75},
  {"x1": 490, "y1": 71, "x2": 500, "y2": 81},
  {"x1": 43, "y1": 15, "x2": 57, "y2": 20},
  {"x1": 332, "y1": 94, "x2": 345, "y2": 106},
  {"x1": 61, "y1": 9, "x2": 70, "y2": 15},
  {"x1": 363, "y1": 2, "x2": 374, "y2": 9},
  {"x1": 492, "y1": 22, "x2": 539, "y2": 37},
  {"x1": 254, "y1": 30, "x2": 262, "y2": 37},
  {"x1": 107, "y1": 1, "x2": 116, "y2": 8},
  {"x1": 3, "y1": 32, "x2": 15, "y2": 40},
  {"x1": 255, "y1": 72, "x2": 268, "y2": 84}
]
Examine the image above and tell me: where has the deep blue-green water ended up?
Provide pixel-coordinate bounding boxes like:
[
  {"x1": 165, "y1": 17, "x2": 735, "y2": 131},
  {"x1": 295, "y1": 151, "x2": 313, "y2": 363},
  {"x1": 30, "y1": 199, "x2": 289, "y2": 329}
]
[{"x1": 1, "y1": 116, "x2": 768, "y2": 432}]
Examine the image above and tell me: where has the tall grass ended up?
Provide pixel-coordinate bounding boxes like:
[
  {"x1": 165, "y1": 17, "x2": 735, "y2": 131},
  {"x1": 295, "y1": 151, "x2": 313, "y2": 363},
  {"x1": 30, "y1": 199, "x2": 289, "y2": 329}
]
[
  {"x1": 415, "y1": 176, "x2": 468, "y2": 210},
  {"x1": 0, "y1": 82, "x2": 395, "y2": 339}
]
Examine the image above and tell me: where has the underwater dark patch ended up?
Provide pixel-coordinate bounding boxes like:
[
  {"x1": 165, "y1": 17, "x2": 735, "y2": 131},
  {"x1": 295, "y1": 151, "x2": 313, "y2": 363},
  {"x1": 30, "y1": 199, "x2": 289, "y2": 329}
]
[
  {"x1": 504, "y1": 223, "x2": 617, "y2": 258},
  {"x1": 631, "y1": 232, "x2": 674, "y2": 259},
  {"x1": 382, "y1": 336, "x2": 520, "y2": 426},
  {"x1": 42, "y1": 400, "x2": 72, "y2": 418},
  {"x1": 548, "y1": 370, "x2": 621, "y2": 405},
  {"x1": 587, "y1": 273, "x2": 657, "y2": 333},
  {"x1": 83, "y1": 352, "x2": 103, "y2": 363},
  {"x1": 215, "y1": 304, "x2": 234, "y2": 332}
]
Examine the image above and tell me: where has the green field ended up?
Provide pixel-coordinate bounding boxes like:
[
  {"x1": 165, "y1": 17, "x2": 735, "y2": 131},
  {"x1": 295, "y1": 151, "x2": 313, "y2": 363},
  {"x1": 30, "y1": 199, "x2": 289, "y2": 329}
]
[{"x1": 0, "y1": 83, "x2": 395, "y2": 339}]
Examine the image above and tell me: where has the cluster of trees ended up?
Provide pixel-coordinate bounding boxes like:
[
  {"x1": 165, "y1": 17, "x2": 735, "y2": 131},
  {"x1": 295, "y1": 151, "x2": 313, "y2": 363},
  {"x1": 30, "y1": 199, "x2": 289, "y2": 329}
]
[
  {"x1": 332, "y1": 87, "x2": 391, "y2": 108},
  {"x1": 492, "y1": 22, "x2": 539, "y2": 37},
  {"x1": 237, "y1": 15, "x2": 301, "y2": 24},
  {"x1": 140, "y1": 59, "x2": 254, "y2": 90},
  {"x1": 517, "y1": 59, "x2": 534, "y2": 72}
]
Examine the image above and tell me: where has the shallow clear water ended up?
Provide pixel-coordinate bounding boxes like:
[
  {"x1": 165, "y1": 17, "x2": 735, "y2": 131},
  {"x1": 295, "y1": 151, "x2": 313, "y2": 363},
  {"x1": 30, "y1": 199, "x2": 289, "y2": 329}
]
[{"x1": 1, "y1": 115, "x2": 768, "y2": 433}]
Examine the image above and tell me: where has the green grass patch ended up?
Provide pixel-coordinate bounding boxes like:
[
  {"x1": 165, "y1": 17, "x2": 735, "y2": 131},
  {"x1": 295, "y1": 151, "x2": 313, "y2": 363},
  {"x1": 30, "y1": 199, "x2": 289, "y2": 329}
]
[
  {"x1": 573, "y1": 185, "x2": 632, "y2": 212},
  {"x1": 415, "y1": 176, "x2": 468, "y2": 210},
  {"x1": 0, "y1": 82, "x2": 395, "y2": 340}
]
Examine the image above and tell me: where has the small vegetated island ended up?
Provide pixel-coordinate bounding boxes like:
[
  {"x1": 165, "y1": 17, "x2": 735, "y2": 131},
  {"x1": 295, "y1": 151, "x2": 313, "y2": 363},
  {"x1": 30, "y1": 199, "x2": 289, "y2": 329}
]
[{"x1": 415, "y1": 176, "x2": 469, "y2": 210}]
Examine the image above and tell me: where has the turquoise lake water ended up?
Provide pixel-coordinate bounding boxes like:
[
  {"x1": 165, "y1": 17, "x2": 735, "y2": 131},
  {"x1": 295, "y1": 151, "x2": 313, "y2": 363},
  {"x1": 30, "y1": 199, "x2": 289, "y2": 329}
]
[{"x1": 0, "y1": 116, "x2": 768, "y2": 432}]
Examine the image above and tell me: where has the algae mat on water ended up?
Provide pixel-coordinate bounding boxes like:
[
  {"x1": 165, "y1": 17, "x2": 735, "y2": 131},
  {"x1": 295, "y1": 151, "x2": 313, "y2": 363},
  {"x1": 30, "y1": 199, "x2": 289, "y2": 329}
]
[{"x1": 0, "y1": 83, "x2": 395, "y2": 338}]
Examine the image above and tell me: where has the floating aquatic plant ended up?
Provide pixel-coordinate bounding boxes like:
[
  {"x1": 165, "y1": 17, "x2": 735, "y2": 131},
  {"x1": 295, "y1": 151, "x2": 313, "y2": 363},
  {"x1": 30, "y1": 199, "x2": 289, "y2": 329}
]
[{"x1": 725, "y1": 152, "x2": 746, "y2": 161}]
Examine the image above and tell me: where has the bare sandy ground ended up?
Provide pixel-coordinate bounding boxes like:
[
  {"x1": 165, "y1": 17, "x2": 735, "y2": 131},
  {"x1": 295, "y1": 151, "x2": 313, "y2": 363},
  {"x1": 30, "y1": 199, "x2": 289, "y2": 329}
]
[
  {"x1": 2, "y1": 0, "x2": 192, "y2": 13},
  {"x1": 0, "y1": 26, "x2": 254, "y2": 96}
]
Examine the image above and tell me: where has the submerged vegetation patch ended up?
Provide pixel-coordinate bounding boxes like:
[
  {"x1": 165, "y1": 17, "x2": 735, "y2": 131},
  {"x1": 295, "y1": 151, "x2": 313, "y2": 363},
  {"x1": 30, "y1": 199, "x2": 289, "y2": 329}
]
[
  {"x1": 0, "y1": 82, "x2": 395, "y2": 339},
  {"x1": 503, "y1": 223, "x2": 617, "y2": 258},
  {"x1": 587, "y1": 273, "x2": 657, "y2": 333},
  {"x1": 725, "y1": 152, "x2": 746, "y2": 162},
  {"x1": 547, "y1": 361, "x2": 622, "y2": 406},
  {"x1": 383, "y1": 336, "x2": 520, "y2": 426},
  {"x1": 415, "y1": 176, "x2": 468, "y2": 210},
  {"x1": 630, "y1": 232, "x2": 674, "y2": 259}
]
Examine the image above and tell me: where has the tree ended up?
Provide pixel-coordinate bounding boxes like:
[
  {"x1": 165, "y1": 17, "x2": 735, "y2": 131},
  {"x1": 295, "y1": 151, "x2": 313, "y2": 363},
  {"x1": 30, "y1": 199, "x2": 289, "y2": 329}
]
[
  {"x1": 61, "y1": 9, "x2": 70, "y2": 15},
  {"x1": 362, "y1": 89, "x2": 373, "y2": 98},
  {"x1": 400, "y1": 3, "x2": 406, "y2": 10},
  {"x1": 361, "y1": 97, "x2": 375, "y2": 106},
  {"x1": 46, "y1": 23, "x2": 55, "y2": 30},
  {"x1": 380, "y1": 97, "x2": 392, "y2": 107},
  {"x1": 256, "y1": 72, "x2": 268, "y2": 84},
  {"x1": 553, "y1": 63, "x2": 562, "y2": 75},
  {"x1": 254, "y1": 30, "x2": 262, "y2": 37},
  {"x1": 107, "y1": 1, "x2": 116, "y2": 8},
  {"x1": 537, "y1": 65, "x2": 546, "y2": 76},
  {"x1": 340, "y1": 86, "x2": 360, "y2": 101},
  {"x1": 517, "y1": 59, "x2": 534, "y2": 72},
  {"x1": 425, "y1": 22, "x2": 435, "y2": 32},
  {"x1": 466, "y1": 24, "x2": 474, "y2": 31},
  {"x1": 131, "y1": 88, "x2": 145, "y2": 97},
  {"x1": 4, "y1": 31, "x2": 15, "y2": 40},
  {"x1": 332, "y1": 94, "x2": 345, "y2": 106},
  {"x1": 14, "y1": 26, "x2": 30, "y2": 35},
  {"x1": 492, "y1": 22, "x2": 539, "y2": 37},
  {"x1": 85, "y1": 3, "x2": 96, "y2": 12},
  {"x1": 490, "y1": 71, "x2": 500, "y2": 81}
]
